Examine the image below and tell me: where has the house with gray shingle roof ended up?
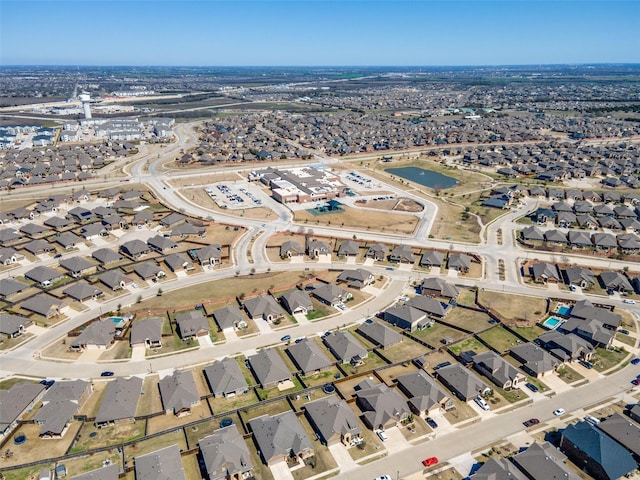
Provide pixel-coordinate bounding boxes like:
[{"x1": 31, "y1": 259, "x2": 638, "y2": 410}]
[
  {"x1": 280, "y1": 240, "x2": 304, "y2": 258},
  {"x1": 389, "y1": 244, "x2": 416, "y2": 264},
  {"x1": 175, "y1": 311, "x2": 209, "y2": 339},
  {"x1": 0, "y1": 278, "x2": 28, "y2": 299},
  {"x1": 159, "y1": 212, "x2": 186, "y2": 228},
  {"x1": 56, "y1": 231, "x2": 83, "y2": 249},
  {"x1": 19, "y1": 223, "x2": 50, "y2": 237},
  {"x1": 212, "y1": 305, "x2": 247, "y2": 331},
  {"x1": 311, "y1": 283, "x2": 352, "y2": 307},
  {"x1": 0, "y1": 313, "x2": 32, "y2": 338},
  {"x1": 510, "y1": 343, "x2": 560, "y2": 377},
  {"x1": 159, "y1": 370, "x2": 200, "y2": 416},
  {"x1": 323, "y1": 331, "x2": 368, "y2": 365},
  {"x1": 563, "y1": 267, "x2": 596, "y2": 289},
  {"x1": 306, "y1": 239, "x2": 331, "y2": 257},
  {"x1": 406, "y1": 295, "x2": 451, "y2": 319},
  {"x1": 365, "y1": 243, "x2": 388, "y2": 261},
  {"x1": 419, "y1": 250, "x2": 445, "y2": 268},
  {"x1": 472, "y1": 351, "x2": 526, "y2": 390},
  {"x1": 23, "y1": 239, "x2": 55, "y2": 255},
  {"x1": 203, "y1": 358, "x2": 249, "y2": 398},
  {"x1": 0, "y1": 247, "x2": 23, "y2": 265},
  {"x1": 43, "y1": 216, "x2": 72, "y2": 230},
  {"x1": 59, "y1": 256, "x2": 96, "y2": 278},
  {"x1": 530, "y1": 262, "x2": 560, "y2": 283},
  {"x1": 336, "y1": 268, "x2": 373, "y2": 289},
  {"x1": 599, "y1": 271, "x2": 633, "y2": 293},
  {"x1": 147, "y1": 235, "x2": 178, "y2": 254},
  {"x1": 355, "y1": 380, "x2": 410, "y2": 430},
  {"x1": 435, "y1": 363, "x2": 491, "y2": 401},
  {"x1": 194, "y1": 244, "x2": 222, "y2": 266},
  {"x1": 24, "y1": 265, "x2": 64, "y2": 286},
  {"x1": 560, "y1": 421, "x2": 636, "y2": 480},
  {"x1": 22, "y1": 294, "x2": 66, "y2": 318},
  {"x1": 447, "y1": 253, "x2": 472, "y2": 272},
  {"x1": 538, "y1": 330, "x2": 595, "y2": 362},
  {"x1": 134, "y1": 261, "x2": 165, "y2": 281},
  {"x1": 470, "y1": 457, "x2": 528, "y2": 480},
  {"x1": 356, "y1": 321, "x2": 402, "y2": 349},
  {"x1": 63, "y1": 282, "x2": 104, "y2": 302},
  {"x1": 512, "y1": 442, "x2": 581, "y2": 480},
  {"x1": 119, "y1": 239, "x2": 150, "y2": 259},
  {"x1": 98, "y1": 269, "x2": 133, "y2": 290},
  {"x1": 164, "y1": 252, "x2": 193, "y2": 272},
  {"x1": 337, "y1": 240, "x2": 359, "y2": 257},
  {"x1": 395, "y1": 370, "x2": 452, "y2": 416},
  {"x1": 419, "y1": 277, "x2": 460, "y2": 298},
  {"x1": 279, "y1": 289, "x2": 314, "y2": 315},
  {"x1": 92, "y1": 248, "x2": 123, "y2": 265},
  {"x1": 95, "y1": 376, "x2": 143, "y2": 427},
  {"x1": 249, "y1": 411, "x2": 314, "y2": 466},
  {"x1": 134, "y1": 444, "x2": 185, "y2": 480},
  {"x1": 286, "y1": 339, "x2": 332, "y2": 375},
  {"x1": 0, "y1": 228, "x2": 22, "y2": 245},
  {"x1": 304, "y1": 396, "x2": 362, "y2": 447},
  {"x1": 242, "y1": 294, "x2": 285, "y2": 322},
  {"x1": 0, "y1": 382, "x2": 46, "y2": 437},
  {"x1": 597, "y1": 413, "x2": 640, "y2": 459},
  {"x1": 130, "y1": 317, "x2": 163, "y2": 348},
  {"x1": 199, "y1": 425, "x2": 254, "y2": 480},
  {"x1": 70, "y1": 464, "x2": 119, "y2": 480},
  {"x1": 247, "y1": 348, "x2": 291, "y2": 388},
  {"x1": 70, "y1": 319, "x2": 116, "y2": 351}
]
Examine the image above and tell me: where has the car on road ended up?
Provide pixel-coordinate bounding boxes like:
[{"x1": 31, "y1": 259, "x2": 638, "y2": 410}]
[
  {"x1": 386, "y1": 267, "x2": 394, "y2": 271},
  {"x1": 53, "y1": 253, "x2": 62, "y2": 259},
  {"x1": 631, "y1": 358, "x2": 640, "y2": 365},
  {"x1": 375, "y1": 429, "x2": 388, "y2": 442},
  {"x1": 525, "y1": 382, "x2": 539, "y2": 392},
  {"x1": 523, "y1": 418, "x2": 540, "y2": 427},
  {"x1": 619, "y1": 329, "x2": 630, "y2": 335},
  {"x1": 101, "y1": 371, "x2": 114, "y2": 377},
  {"x1": 623, "y1": 299, "x2": 636, "y2": 304},
  {"x1": 422, "y1": 457, "x2": 439, "y2": 467},
  {"x1": 426, "y1": 417, "x2": 438, "y2": 429},
  {"x1": 280, "y1": 335, "x2": 291, "y2": 342},
  {"x1": 295, "y1": 337, "x2": 305, "y2": 343},
  {"x1": 553, "y1": 408, "x2": 565, "y2": 416},
  {"x1": 373, "y1": 476, "x2": 392, "y2": 480}
]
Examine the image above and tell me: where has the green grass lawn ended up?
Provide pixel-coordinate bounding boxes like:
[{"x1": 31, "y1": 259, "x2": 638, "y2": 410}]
[
  {"x1": 556, "y1": 365, "x2": 585, "y2": 384},
  {"x1": 593, "y1": 347, "x2": 629, "y2": 372},
  {"x1": 449, "y1": 337, "x2": 490, "y2": 355},
  {"x1": 477, "y1": 326, "x2": 523, "y2": 353}
]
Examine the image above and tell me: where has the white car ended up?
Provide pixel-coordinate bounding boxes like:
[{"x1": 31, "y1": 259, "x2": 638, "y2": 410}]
[
  {"x1": 374, "y1": 476, "x2": 392, "y2": 480},
  {"x1": 375, "y1": 429, "x2": 388, "y2": 441},
  {"x1": 553, "y1": 408, "x2": 566, "y2": 416},
  {"x1": 623, "y1": 299, "x2": 636, "y2": 304}
]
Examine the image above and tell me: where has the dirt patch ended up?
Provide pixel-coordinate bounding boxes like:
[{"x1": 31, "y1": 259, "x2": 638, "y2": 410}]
[{"x1": 294, "y1": 205, "x2": 418, "y2": 235}]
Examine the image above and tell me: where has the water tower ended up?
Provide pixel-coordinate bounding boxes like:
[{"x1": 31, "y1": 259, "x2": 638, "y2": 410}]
[{"x1": 79, "y1": 93, "x2": 92, "y2": 119}]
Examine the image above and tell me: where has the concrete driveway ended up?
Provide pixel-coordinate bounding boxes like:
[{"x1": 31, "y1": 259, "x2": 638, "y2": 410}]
[
  {"x1": 383, "y1": 427, "x2": 411, "y2": 454},
  {"x1": 328, "y1": 443, "x2": 358, "y2": 472},
  {"x1": 540, "y1": 372, "x2": 574, "y2": 393},
  {"x1": 269, "y1": 460, "x2": 294, "y2": 480}
]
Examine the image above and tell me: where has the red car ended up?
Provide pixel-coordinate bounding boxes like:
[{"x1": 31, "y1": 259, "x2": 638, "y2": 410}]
[
  {"x1": 523, "y1": 418, "x2": 540, "y2": 427},
  {"x1": 422, "y1": 456, "x2": 439, "y2": 467}
]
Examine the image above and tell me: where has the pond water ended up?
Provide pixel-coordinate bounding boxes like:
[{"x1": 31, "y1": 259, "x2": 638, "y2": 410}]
[{"x1": 386, "y1": 167, "x2": 458, "y2": 189}]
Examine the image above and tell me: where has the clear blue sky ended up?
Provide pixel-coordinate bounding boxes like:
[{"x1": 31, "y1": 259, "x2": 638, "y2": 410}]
[{"x1": 1, "y1": 1, "x2": 639, "y2": 66}]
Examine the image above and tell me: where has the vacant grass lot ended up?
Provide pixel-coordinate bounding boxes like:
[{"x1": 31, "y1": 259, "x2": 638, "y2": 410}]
[
  {"x1": 70, "y1": 419, "x2": 145, "y2": 453},
  {"x1": 512, "y1": 325, "x2": 547, "y2": 341},
  {"x1": 123, "y1": 428, "x2": 186, "y2": 461},
  {"x1": 411, "y1": 323, "x2": 468, "y2": 347},
  {"x1": 295, "y1": 205, "x2": 419, "y2": 235},
  {"x1": 477, "y1": 326, "x2": 523, "y2": 353},
  {"x1": 445, "y1": 308, "x2": 492, "y2": 333},
  {"x1": 456, "y1": 287, "x2": 477, "y2": 307},
  {"x1": 375, "y1": 338, "x2": 432, "y2": 363},
  {"x1": 340, "y1": 352, "x2": 388, "y2": 376},
  {"x1": 449, "y1": 337, "x2": 490, "y2": 356},
  {"x1": 478, "y1": 291, "x2": 547, "y2": 324},
  {"x1": 302, "y1": 367, "x2": 343, "y2": 388},
  {"x1": 240, "y1": 399, "x2": 291, "y2": 424}
]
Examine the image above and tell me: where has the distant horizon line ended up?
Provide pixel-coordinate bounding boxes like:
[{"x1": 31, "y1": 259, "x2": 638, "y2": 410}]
[{"x1": 3, "y1": 63, "x2": 640, "y2": 69}]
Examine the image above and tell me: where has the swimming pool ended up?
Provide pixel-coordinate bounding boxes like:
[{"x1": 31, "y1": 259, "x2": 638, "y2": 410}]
[
  {"x1": 542, "y1": 316, "x2": 564, "y2": 330},
  {"x1": 556, "y1": 305, "x2": 572, "y2": 316}
]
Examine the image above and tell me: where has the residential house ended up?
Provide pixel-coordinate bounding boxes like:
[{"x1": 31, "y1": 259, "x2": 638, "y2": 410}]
[
  {"x1": 336, "y1": 268, "x2": 374, "y2": 289},
  {"x1": 435, "y1": 363, "x2": 492, "y2": 401},
  {"x1": 59, "y1": 256, "x2": 96, "y2": 278},
  {"x1": 175, "y1": 311, "x2": 209, "y2": 340},
  {"x1": 447, "y1": 253, "x2": 472, "y2": 273},
  {"x1": 0, "y1": 278, "x2": 28, "y2": 299},
  {"x1": 94, "y1": 376, "x2": 143, "y2": 427},
  {"x1": 560, "y1": 421, "x2": 637, "y2": 480},
  {"x1": 134, "y1": 261, "x2": 165, "y2": 281},
  {"x1": 279, "y1": 240, "x2": 304, "y2": 258},
  {"x1": 419, "y1": 250, "x2": 445, "y2": 269},
  {"x1": 92, "y1": 248, "x2": 123, "y2": 265},
  {"x1": 147, "y1": 235, "x2": 178, "y2": 254},
  {"x1": 159, "y1": 212, "x2": 186, "y2": 228},
  {"x1": 563, "y1": 267, "x2": 596, "y2": 289},
  {"x1": 0, "y1": 313, "x2": 32, "y2": 338},
  {"x1": 24, "y1": 265, "x2": 64, "y2": 286},
  {"x1": 120, "y1": 239, "x2": 150, "y2": 259},
  {"x1": 510, "y1": 343, "x2": 561, "y2": 377},
  {"x1": 537, "y1": 330, "x2": 595, "y2": 362},
  {"x1": 98, "y1": 269, "x2": 133, "y2": 291},
  {"x1": 306, "y1": 239, "x2": 331, "y2": 257},
  {"x1": 304, "y1": 397, "x2": 363, "y2": 447},
  {"x1": 323, "y1": 331, "x2": 368, "y2": 365},
  {"x1": 597, "y1": 413, "x2": 640, "y2": 460},
  {"x1": 383, "y1": 305, "x2": 430, "y2": 332},
  {"x1": 134, "y1": 444, "x2": 185, "y2": 480},
  {"x1": 419, "y1": 277, "x2": 460, "y2": 299},
  {"x1": 212, "y1": 305, "x2": 248, "y2": 331},
  {"x1": 406, "y1": 295, "x2": 452, "y2": 318},
  {"x1": 356, "y1": 321, "x2": 402, "y2": 349},
  {"x1": 130, "y1": 317, "x2": 163, "y2": 349},
  {"x1": 70, "y1": 464, "x2": 119, "y2": 480},
  {"x1": 159, "y1": 370, "x2": 200, "y2": 416},
  {"x1": 592, "y1": 232, "x2": 618, "y2": 251},
  {"x1": 311, "y1": 283, "x2": 352, "y2": 307},
  {"x1": 530, "y1": 262, "x2": 561, "y2": 283},
  {"x1": 570, "y1": 299, "x2": 621, "y2": 330},
  {"x1": 63, "y1": 282, "x2": 104, "y2": 302},
  {"x1": 365, "y1": 243, "x2": 388, "y2": 261},
  {"x1": 22, "y1": 294, "x2": 66, "y2": 318},
  {"x1": 395, "y1": 370, "x2": 453, "y2": 416},
  {"x1": 470, "y1": 457, "x2": 528, "y2": 480},
  {"x1": 164, "y1": 252, "x2": 194, "y2": 272},
  {"x1": 247, "y1": 348, "x2": 291, "y2": 388},
  {"x1": 337, "y1": 240, "x2": 359, "y2": 257},
  {"x1": 23, "y1": 239, "x2": 55, "y2": 255},
  {"x1": 599, "y1": 271, "x2": 633, "y2": 293},
  {"x1": 472, "y1": 351, "x2": 526, "y2": 390},
  {"x1": 279, "y1": 290, "x2": 314, "y2": 315},
  {"x1": 286, "y1": 339, "x2": 332, "y2": 375},
  {"x1": 0, "y1": 247, "x2": 24, "y2": 266},
  {"x1": 243, "y1": 294, "x2": 286, "y2": 322},
  {"x1": 248, "y1": 411, "x2": 314, "y2": 466},
  {"x1": 354, "y1": 379, "x2": 410, "y2": 430},
  {"x1": 568, "y1": 230, "x2": 593, "y2": 248},
  {"x1": 194, "y1": 244, "x2": 222, "y2": 267},
  {"x1": 203, "y1": 358, "x2": 249, "y2": 398},
  {"x1": 56, "y1": 232, "x2": 83, "y2": 249},
  {"x1": 0, "y1": 382, "x2": 46, "y2": 437},
  {"x1": 512, "y1": 442, "x2": 581, "y2": 480},
  {"x1": 199, "y1": 425, "x2": 254, "y2": 480},
  {"x1": 35, "y1": 380, "x2": 92, "y2": 439},
  {"x1": 70, "y1": 319, "x2": 116, "y2": 351},
  {"x1": 544, "y1": 229, "x2": 568, "y2": 246},
  {"x1": 388, "y1": 245, "x2": 416, "y2": 264}
]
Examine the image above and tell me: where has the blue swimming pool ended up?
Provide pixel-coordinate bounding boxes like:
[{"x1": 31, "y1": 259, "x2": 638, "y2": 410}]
[
  {"x1": 556, "y1": 305, "x2": 572, "y2": 316},
  {"x1": 542, "y1": 316, "x2": 564, "y2": 330}
]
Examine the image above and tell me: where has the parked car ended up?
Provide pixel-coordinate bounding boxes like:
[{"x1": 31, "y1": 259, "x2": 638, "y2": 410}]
[
  {"x1": 280, "y1": 335, "x2": 291, "y2": 342},
  {"x1": 374, "y1": 476, "x2": 392, "y2": 480},
  {"x1": 525, "y1": 382, "x2": 539, "y2": 393},
  {"x1": 523, "y1": 418, "x2": 540, "y2": 427},
  {"x1": 53, "y1": 253, "x2": 62, "y2": 259},
  {"x1": 632, "y1": 378, "x2": 640, "y2": 386},
  {"x1": 422, "y1": 457, "x2": 439, "y2": 467},
  {"x1": 475, "y1": 397, "x2": 490, "y2": 411},
  {"x1": 584, "y1": 415, "x2": 600, "y2": 426},
  {"x1": 375, "y1": 429, "x2": 388, "y2": 442},
  {"x1": 100, "y1": 371, "x2": 114, "y2": 377},
  {"x1": 426, "y1": 417, "x2": 438, "y2": 429},
  {"x1": 631, "y1": 358, "x2": 640, "y2": 365},
  {"x1": 39, "y1": 379, "x2": 55, "y2": 388},
  {"x1": 553, "y1": 408, "x2": 565, "y2": 416},
  {"x1": 619, "y1": 329, "x2": 630, "y2": 335},
  {"x1": 579, "y1": 360, "x2": 594, "y2": 369}
]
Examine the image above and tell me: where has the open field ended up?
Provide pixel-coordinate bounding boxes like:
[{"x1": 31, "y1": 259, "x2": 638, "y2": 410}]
[
  {"x1": 411, "y1": 323, "x2": 468, "y2": 347},
  {"x1": 168, "y1": 171, "x2": 243, "y2": 187},
  {"x1": 294, "y1": 205, "x2": 419, "y2": 235},
  {"x1": 69, "y1": 419, "x2": 146, "y2": 453},
  {"x1": 444, "y1": 308, "x2": 492, "y2": 333},
  {"x1": 477, "y1": 326, "x2": 523, "y2": 353},
  {"x1": 478, "y1": 291, "x2": 547, "y2": 324},
  {"x1": 376, "y1": 338, "x2": 432, "y2": 363},
  {"x1": 449, "y1": 337, "x2": 490, "y2": 356}
]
